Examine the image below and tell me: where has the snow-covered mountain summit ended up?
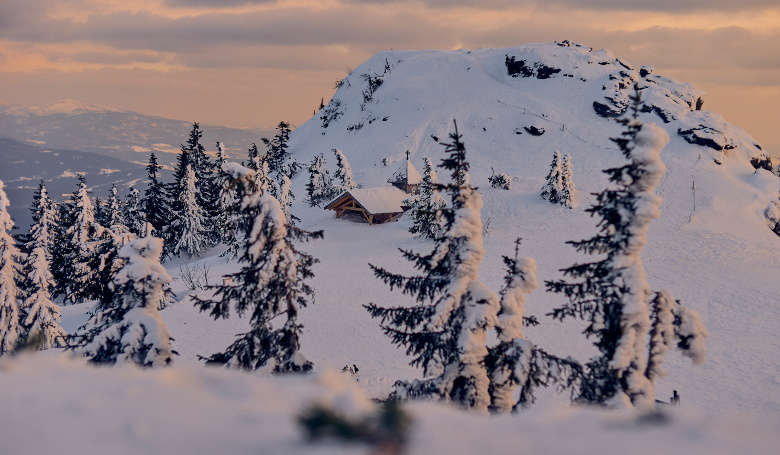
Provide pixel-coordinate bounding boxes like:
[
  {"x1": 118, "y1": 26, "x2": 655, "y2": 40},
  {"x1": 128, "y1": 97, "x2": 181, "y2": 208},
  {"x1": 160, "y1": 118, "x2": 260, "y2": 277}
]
[{"x1": 291, "y1": 41, "x2": 778, "y2": 241}]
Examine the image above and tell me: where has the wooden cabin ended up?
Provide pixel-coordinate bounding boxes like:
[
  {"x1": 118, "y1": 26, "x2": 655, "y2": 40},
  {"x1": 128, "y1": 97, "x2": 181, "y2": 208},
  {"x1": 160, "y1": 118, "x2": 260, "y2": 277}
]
[
  {"x1": 388, "y1": 153, "x2": 422, "y2": 194},
  {"x1": 325, "y1": 187, "x2": 409, "y2": 225}
]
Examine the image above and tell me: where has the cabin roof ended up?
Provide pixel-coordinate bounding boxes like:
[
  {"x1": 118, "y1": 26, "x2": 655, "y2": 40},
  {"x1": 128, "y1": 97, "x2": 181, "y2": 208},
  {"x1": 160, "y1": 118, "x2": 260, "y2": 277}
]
[{"x1": 325, "y1": 186, "x2": 408, "y2": 214}]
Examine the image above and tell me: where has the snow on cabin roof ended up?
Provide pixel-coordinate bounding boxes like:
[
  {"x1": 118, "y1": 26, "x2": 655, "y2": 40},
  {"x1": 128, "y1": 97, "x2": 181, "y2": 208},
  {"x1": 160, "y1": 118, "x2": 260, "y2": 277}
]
[
  {"x1": 329, "y1": 186, "x2": 409, "y2": 214},
  {"x1": 389, "y1": 159, "x2": 422, "y2": 185}
]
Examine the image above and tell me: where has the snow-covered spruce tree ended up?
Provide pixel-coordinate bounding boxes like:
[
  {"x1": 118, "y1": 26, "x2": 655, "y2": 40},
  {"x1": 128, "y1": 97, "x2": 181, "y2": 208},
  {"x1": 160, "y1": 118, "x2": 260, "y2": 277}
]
[
  {"x1": 26, "y1": 181, "x2": 59, "y2": 262},
  {"x1": 488, "y1": 168, "x2": 512, "y2": 190},
  {"x1": 105, "y1": 184, "x2": 127, "y2": 231},
  {"x1": 170, "y1": 164, "x2": 207, "y2": 257},
  {"x1": 141, "y1": 153, "x2": 168, "y2": 239},
  {"x1": 545, "y1": 86, "x2": 706, "y2": 408},
  {"x1": 0, "y1": 180, "x2": 24, "y2": 355},
  {"x1": 93, "y1": 196, "x2": 107, "y2": 227},
  {"x1": 124, "y1": 187, "x2": 146, "y2": 236},
  {"x1": 194, "y1": 163, "x2": 323, "y2": 373},
  {"x1": 20, "y1": 182, "x2": 66, "y2": 350},
  {"x1": 72, "y1": 236, "x2": 175, "y2": 367},
  {"x1": 306, "y1": 153, "x2": 332, "y2": 207},
  {"x1": 364, "y1": 121, "x2": 501, "y2": 412},
  {"x1": 54, "y1": 176, "x2": 101, "y2": 304},
  {"x1": 560, "y1": 153, "x2": 577, "y2": 209},
  {"x1": 407, "y1": 157, "x2": 446, "y2": 240},
  {"x1": 332, "y1": 148, "x2": 357, "y2": 196},
  {"x1": 263, "y1": 121, "x2": 300, "y2": 189},
  {"x1": 278, "y1": 175, "x2": 297, "y2": 225},
  {"x1": 214, "y1": 142, "x2": 241, "y2": 244},
  {"x1": 539, "y1": 150, "x2": 563, "y2": 204},
  {"x1": 245, "y1": 142, "x2": 263, "y2": 171},
  {"x1": 485, "y1": 239, "x2": 582, "y2": 412},
  {"x1": 185, "y1": 122, "x2": 221, "y2": 245}
]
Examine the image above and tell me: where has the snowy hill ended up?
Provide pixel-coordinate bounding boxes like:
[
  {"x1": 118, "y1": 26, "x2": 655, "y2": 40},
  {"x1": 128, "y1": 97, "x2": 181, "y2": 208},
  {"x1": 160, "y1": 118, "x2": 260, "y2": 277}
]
[{"x1": 281, "y1": 42, "x2": 779, "y2": 412}]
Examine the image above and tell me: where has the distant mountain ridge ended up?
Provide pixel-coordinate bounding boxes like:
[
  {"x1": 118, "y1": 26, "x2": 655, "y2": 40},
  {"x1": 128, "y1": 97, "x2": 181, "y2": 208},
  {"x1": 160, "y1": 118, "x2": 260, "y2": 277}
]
[{"x1": 0, "y1": 100, "x2": 271, "y2": 167}]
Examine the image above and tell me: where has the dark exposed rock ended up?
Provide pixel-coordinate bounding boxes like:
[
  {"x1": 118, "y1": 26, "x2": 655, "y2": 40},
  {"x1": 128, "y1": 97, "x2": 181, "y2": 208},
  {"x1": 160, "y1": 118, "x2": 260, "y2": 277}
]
[
  {"x1": 505, "y1": 55, "x2": 562, "y2": 79},
  {"x1": 524, "y1": 125, "x2": 546, "y2": 136},
  {"x1": 639, "y1": 66, "x2": 653, "y2": 77},
  {"x1": 677, "y1": 125, "x2": 734, "y2": 151},
  {"x1": 640, "y1": 104, "x2": 674, "y2": 123},
  {"x1": 536, "y1": 65, "x2": 562, "y2": 79},
  {"x1": 750, "y1": 155, "x2": 774, "y2": 172},
  {"x1": 695, "y1": 97, "x2": 704, "y2": 111},
  {"x1": 593, "y1": 100, "x2": 625, "y2": 118}
]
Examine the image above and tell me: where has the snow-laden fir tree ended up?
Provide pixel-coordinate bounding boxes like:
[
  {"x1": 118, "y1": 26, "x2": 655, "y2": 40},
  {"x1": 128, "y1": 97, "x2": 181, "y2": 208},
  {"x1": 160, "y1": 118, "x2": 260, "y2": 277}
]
[
  {"x1": 53, "y1": 176, "x2": 100, "y2": 304},
  {"x1": 406, "y1": 157, "x2": 446, "y2": 240},
  {"x1": 124, "y1": 187, "x2": 146, "y2": 236},
  {"x1": 26, "y1": 181, "x2": 59, "y2": 262},
  {"x1": 488, "y1": 168, "x2": 512, "y2": 190},
  {"x1": 20, "y1": 182, "x2": 66, "y2": 350},
  {"x1": 93, "y1": 195, "x2": 106, "y2": 226},
  {"x1": 332, "y1": 148, "x2": 357, "y2": 195},
  {"x1": 539, "y1": 150, "x2": 563, "y2": 204},
  {"x1": 170, "y1": 164, "x2": 207, "y2": 257},
  {"x1": 263, "y1": 121, "x2": 300, "y2": 185},
  {"x1": 184, "y1": 122, "x2": 220, "y2": 245},
  {"x1": 194, "y1": 162, "x2": 323, "y2": 373},
  {"x1": 306, "y1": 153, "x2": 332, "y2": 207},
  {"x1": 485, "y1": 239, "x2": 582, "y2": 412},
  {"x1": 560, "y1": 153, "x2": 577, "y2": 209},
  {"x1": 214, "y1": 142, "x2": 241, "y2": 244},
  {"x1": 364, "y1": 121, "x2": 501, "y2": 412},
  {"x1": 0, "y1": 179, "x2": 23, "y2": 355},
  {"x1": 278, "y1": 175, "x2": 297, "y2": 225},
  {"x1": 545, "y1": 86, "x2": 707, "y2": 408},
  {"x1": 72, "y1": 236, "x2": 174, "y2": 367},
  {"x1": 245, "y1": 142, "x2": 262, "y2": 171},
  {"x1": 141, "y1": 153, "x2": 168, "y2": 239},
  {"x1": 105, "y1": 184, "x2": 127, "y2": 231}
]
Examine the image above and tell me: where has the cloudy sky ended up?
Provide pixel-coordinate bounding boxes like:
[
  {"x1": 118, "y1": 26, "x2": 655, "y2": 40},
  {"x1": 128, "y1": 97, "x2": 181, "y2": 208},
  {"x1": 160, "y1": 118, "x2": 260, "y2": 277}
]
[{"x1": 1, "y1": 0, "x2": 778, "y2": 149}]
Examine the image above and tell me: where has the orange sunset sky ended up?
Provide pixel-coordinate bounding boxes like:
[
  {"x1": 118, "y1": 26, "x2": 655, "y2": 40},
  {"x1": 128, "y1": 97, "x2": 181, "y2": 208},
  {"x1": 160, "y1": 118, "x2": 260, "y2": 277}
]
[{"x1": 1, "y1": 0, "x2": 778, "y2": 154}]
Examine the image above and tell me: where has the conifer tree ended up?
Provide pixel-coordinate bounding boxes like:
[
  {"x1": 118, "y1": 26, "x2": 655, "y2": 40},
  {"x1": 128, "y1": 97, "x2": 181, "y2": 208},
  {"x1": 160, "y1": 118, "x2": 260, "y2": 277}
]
[
  {"x1": 485, "y1": 239, "x2": 582, "y2": 412},
  {"x1": 124, "y1": 187, "x2": 146, "y2": 236},
  {"x1": 263, "y1": 121, "x2": 299, "y2": 183},
  {"x1": 407, "y1": 157, "x2": 446, "y2": 240},
  {"x1": 545, "y1": 86, "x2": 706, "y2": 407},
  {"x1": 306, "y1": 153, "x2": 332, "y2": 207},
  {"x1": 94, "y1": 195, "x2": 107, "y2": 226},
  {"x1": 26, "y1": 182, "x2": 58, "y2": 261},
  {"x1": 54, "y1": 176, "x2": 100, "y2": 304},
  {"x1": 141, "y1": 153, "x2": 168, "y2": 239},
  {"x1": 105, "y1": 184, "x2": 127, "y2": 231},
  {"x1": 332, "y1": 148, "x2": 356, "y2": 195},
  {"x1": 20, "y1": 182, "x2": 66, "y2": 350},
  {"x1": 183, "y1": 122, "x2": 220, "y2": 245},
  {"x1": 540, "y1": 150, "x2": 563, "y2": 204},
  {"x1": 0, "y1": 179, "x2": 23, "y2": 355},
  {"x1": 245, "y1": 143, "x2": 262, "y2": 171},
  {"x1": 195, "y1": 163, "x2": 323, "y2": 373},
  {"x1": 364, "y1": 121, "x2": 500, "y2": 412},
  {"x1": 560, "y1": 153, "x2": 577, "y2": 209},
  {"x1": 72, "y1": 236, "x2": 175, "y2": 367},
  {"x1": 214, "y1": 142, "x2": 241, "y2": 244},
  {"x1": 171, "y1": 164, "x2": 207, "y2": 257}
]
